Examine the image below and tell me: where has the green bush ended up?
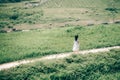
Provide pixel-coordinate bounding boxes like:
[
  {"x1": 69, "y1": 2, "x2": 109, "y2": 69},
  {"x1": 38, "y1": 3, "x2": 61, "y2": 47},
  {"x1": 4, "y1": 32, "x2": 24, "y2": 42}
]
[
  {"x1": 9, "y1": 13, "x2": 19, "y2": 20},
  {"x1": 0, "y1": 30, "x2": 7, "y2": 33},
  {"x1": 0, "y1": 24, "x2": 5, "y2": 28},
  {"x1": 0, "y1": 0, "x2": 26, "y2": 3},
  {"x1": 0, "y1": 22, "x2": 9, "y2": 28},
  {"x1": 8, "y1": 25, "x2": 13, "y2": 28}
]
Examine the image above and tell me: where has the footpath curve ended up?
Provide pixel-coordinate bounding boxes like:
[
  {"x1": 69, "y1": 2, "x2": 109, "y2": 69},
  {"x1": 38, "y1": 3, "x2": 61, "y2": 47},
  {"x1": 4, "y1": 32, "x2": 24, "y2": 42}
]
[{"x1": 0, "y1": 46, "x2": 120, "y2": 71}]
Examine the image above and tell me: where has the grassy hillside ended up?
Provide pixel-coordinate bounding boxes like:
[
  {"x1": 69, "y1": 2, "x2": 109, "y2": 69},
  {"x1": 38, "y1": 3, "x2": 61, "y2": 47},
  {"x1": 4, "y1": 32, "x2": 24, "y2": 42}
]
[
  {"x1": 0, "y1": 49, "x2": 120, "y2": 80},
  {"x1": 41, "y1": 0, "x2": 108, "y2": 8},
  {"x1": 0, "y1": 0, "x2": 120, "y2": 31},
  {"x1": 0, "y1": 24, "x2": 120, "y2": 64},
  {"x1": 0, "y1": 1, "x2": 120, "y2": 79}
]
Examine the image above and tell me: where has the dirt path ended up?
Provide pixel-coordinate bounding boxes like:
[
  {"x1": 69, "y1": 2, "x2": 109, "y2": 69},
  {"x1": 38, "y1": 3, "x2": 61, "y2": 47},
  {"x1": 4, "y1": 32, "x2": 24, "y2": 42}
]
[
  {"x1": 0, "y1": 46, "x2": 120, "y2": 71},
  {"x1": 13, "y1": 19, "x2": 120, "y2": 31}
]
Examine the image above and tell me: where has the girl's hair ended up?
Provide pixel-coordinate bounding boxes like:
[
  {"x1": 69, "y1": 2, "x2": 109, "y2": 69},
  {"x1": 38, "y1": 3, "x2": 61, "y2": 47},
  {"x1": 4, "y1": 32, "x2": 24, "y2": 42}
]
[{"x1": 75, "y1": 35, "x2": 78, "y2": 41}]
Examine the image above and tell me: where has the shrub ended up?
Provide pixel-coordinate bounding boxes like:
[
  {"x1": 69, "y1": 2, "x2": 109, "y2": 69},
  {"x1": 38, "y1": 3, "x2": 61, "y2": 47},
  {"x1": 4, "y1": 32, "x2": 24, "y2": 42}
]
[
  {"x1": 0, "y1": 30, "x2": 7, "y2": 33},
  {"x1": 114, "y1": 21, "x2": 120, "y2": 24},
  {"x1": 0, "y1": 24, "x2": 5, "y2": 28},
  {"x1": 87, "y1": 23, "x2": 94, "y2": 26},
  {"x1": 9, "y1": 13, "x2": 19, "y2": 20},
  {"x1": 0, "y1": 22, "x2": 9, "y2": 28},
  {"x1": 8, "y1": 25, "x2": 13, "y2": 28},
  {"x1": 101, "y1": 22, "x2": 109, "y2": 25},
  {"x1": 105, "y1": 8, "x2": 117, "y2": 12}
]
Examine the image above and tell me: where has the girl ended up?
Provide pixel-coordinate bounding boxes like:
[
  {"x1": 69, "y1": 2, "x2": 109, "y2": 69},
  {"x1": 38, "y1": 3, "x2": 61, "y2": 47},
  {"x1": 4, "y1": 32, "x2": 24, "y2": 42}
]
[{"x1": 72, "y1": 35, "x2": 79, "y2": 53}]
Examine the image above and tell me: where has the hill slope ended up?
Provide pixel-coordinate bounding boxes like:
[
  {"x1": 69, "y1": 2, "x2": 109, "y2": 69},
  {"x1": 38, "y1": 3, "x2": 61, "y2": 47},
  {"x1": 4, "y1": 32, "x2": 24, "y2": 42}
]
[
  {"x1": 0, "y1": 24, "x2": 120, "y2": 64},
  {"x1": 0, "y1": 49, "x2": 120, "y2": 80},
  {"x1": 0, "y1": 0, "x2": 120, "y2": 30},
  {"x1": 41, "y1": 0, "x2": 109, "y2": 8}
]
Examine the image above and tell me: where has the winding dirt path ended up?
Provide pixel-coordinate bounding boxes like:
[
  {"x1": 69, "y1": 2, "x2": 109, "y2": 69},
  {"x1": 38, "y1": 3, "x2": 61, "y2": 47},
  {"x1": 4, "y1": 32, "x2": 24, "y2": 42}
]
[{"x1": 0, "y1": 46, "x2": 120, "y2": 71}]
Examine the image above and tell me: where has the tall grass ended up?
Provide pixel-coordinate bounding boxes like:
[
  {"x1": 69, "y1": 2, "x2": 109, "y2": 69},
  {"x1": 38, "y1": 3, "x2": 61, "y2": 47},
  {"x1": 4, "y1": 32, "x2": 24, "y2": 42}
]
[
  {"x1": 0, "y1": 24, "x2": 120, "y2": 64},
  {"x1": 0, "y1": 49, "x2": 120, "y2": 80}
]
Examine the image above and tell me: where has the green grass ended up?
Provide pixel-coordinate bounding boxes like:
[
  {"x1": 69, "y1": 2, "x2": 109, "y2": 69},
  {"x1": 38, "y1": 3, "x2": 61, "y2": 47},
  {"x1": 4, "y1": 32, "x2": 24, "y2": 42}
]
[
  {"x1": 0, "y1": 1, "x2": 120, "y2": 79},
  {"x1": 0, "y1": 24, "x2": 120, "y2": 64},
  {"x1": 0, "y1": 49, "x2": 120, "y2": 80},
  {"x1": 42, "y1": 0, "x2": 108, "y2": 8},
  {"x1": 98, "y1": 72, "x2": 120, "y2": 80},
  {"x1": 0, "y1": 0, "x2": 120, "y2": 30}
]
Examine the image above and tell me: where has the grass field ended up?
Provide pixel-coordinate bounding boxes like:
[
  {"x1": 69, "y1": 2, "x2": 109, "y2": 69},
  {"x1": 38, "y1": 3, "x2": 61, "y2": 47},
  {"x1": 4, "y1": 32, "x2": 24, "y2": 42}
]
[
  {"x1": 0, "y1": 0, "x2": 120, "y2": 80},
  {"x1": 0, "y1": 24, "x2": 120, "y2": 64},
  {"x1": 41, "y1": 0, "x2": 111, "y2": 8},
  {"x1": 0, "y1": 0, "x2": 120, "y2": 30},
  {"x1": 0, "y1": 48, "x2": 120, "y2": 80}
]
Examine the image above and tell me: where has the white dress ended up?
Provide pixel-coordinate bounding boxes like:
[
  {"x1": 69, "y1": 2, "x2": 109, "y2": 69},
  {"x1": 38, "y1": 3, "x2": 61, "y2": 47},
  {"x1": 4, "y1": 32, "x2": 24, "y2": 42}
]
[{"x1": 72, "y1": 40, "x2": 79, "y2": 52}]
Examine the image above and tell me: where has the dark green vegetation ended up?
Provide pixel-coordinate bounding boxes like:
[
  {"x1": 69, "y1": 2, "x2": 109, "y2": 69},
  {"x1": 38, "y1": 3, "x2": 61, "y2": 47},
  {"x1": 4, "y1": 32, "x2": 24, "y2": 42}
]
[
  {"x1": 0, "y1": 24, "x2": 120, "y2": 64},
  {"x1": 0, "y1": 49, "x2": 120, "y2": 80},
  {"x1": 0, "y1": 3, "x2": 43, "y2": 30},
  {"x1": 0, "y1": 0, "x2": 28, "y2": 3}
]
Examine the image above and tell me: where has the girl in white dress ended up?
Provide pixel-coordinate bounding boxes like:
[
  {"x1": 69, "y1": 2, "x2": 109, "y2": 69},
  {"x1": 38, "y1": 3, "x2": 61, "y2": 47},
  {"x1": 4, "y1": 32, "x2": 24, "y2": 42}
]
[{"x1": 72, "y1": 35, "x2": 79, "y2": 53}]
